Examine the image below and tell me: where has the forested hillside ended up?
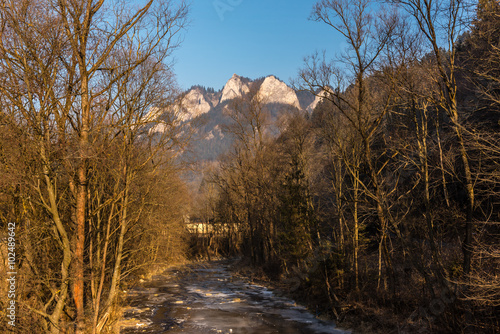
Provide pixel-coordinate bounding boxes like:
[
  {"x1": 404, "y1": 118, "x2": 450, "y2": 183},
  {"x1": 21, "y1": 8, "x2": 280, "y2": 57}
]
[{"x1": 191, "y1": 0, "x2": 500, "y2": 332}]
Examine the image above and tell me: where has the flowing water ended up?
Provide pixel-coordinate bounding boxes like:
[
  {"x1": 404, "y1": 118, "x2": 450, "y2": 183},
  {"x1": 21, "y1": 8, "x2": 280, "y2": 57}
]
[{"x1": 119, "y1": 260, "x2": 350, "y2": 334}]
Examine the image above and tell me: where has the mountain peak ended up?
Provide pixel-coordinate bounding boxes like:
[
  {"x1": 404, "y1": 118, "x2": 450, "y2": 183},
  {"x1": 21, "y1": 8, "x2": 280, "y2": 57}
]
[
  {"x1": 182, "y1": 74, "x2": 317, "y2": 115},
  {"x1": 220, "y1": 74, "x2": 250, "y2": 103},
  {"x1": 177, "y1": 88, "x2": 212, "y2": 122},
  {"x1": 257, "y1": 75, "x2": 301, "y2": 109}
]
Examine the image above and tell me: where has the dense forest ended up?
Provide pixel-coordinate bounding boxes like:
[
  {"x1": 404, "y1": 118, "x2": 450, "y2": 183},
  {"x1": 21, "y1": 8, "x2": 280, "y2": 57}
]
[
  {"x1": 0, "y1": 0, "x2": 499, "y2": 333},
  {"x1": 0, "y1": 0, "x2": 190, "y2": 333},
  {"x1": 192, "y1": 0, "x2": 500, "y2": 333}
]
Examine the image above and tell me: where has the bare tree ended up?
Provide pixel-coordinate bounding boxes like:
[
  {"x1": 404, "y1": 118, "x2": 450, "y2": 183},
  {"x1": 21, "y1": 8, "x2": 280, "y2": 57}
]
[
  {"x1": 300, "y1": 0, "x2": 399, "y2": 290},
  {"x1": 220, "y1": 84, "x2": 278, "y2": 264},
  {"x1": 0, "y1": 0, "x2": 188, "y2": 332},
  {"x1": 394, "y1": 0, "x2": 476, "y2": 276}
]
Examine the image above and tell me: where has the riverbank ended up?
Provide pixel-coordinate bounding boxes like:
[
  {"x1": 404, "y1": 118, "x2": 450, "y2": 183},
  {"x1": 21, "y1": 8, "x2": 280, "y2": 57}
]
[
  {"x1": 229, "y1": 258, "x2": 415, "y2": 334},
  {"x1": 118, "y1": 258, "x2": 350, "y2": 333}
]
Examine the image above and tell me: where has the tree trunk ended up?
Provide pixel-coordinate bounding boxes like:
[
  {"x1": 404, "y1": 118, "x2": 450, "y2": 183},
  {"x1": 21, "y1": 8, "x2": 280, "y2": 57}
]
[
  {"x1": 91, "y1": 202, "x2": 115, "y2": 334},
  {"x1": 74, "y1": 71, "x2": 90, "y2": 334},
  {"x1": 455, "y1": 124, "x2": 474, "y2": 276},
  {"x1": 107, "y1": 169, "x2": 130, "y2": 312},
  {"x1": 40, "y1": 143, "x2": 72, "y2": 334},
  {"x1": 353, "y1": 169, "x2": 359, "y2": 291}
]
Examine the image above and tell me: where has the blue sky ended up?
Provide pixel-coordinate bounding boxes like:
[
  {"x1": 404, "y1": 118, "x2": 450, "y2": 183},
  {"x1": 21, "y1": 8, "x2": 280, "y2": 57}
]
[{"x1": 172, "y1": 0, "x2": 343, "y2": 91}]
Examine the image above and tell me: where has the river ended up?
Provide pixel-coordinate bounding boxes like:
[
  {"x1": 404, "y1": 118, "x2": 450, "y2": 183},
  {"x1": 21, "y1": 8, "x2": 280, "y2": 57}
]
[{"x1": 119, "y1": 259, "x2": 350, "y2": 334}]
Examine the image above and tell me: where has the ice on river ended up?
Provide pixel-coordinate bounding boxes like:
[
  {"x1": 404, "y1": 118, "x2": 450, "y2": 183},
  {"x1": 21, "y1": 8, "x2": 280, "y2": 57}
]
[{"x1": 119, "y1": 260, "x2": 350, "y2": 334}]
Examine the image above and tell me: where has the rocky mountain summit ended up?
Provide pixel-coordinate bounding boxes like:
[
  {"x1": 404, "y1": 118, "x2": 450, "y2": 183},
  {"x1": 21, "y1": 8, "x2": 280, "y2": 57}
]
[
  {"x1": 257, "y1": 75, "x2": 301, "y2": 108},
  {"x1": 220, "y1": 74, "x2": 251, "y2": 103},
  {"x1": 169, "y1": 74, "x2": 322, "y2": 162},
  {"x1": 178, "y1": 74, "x2": 317, "y2": 122},
  {"x1": 177, "y1": 88, "x2": 213, "y2": 122}
]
